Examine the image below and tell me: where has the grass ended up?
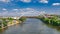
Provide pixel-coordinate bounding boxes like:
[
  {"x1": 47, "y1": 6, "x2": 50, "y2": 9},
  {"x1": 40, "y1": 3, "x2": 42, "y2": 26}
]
[
  {"x1": 38, "y1": 15, "x2": 60, "y2": 26},
  {"x1": 19, "y1": 17, "x2": 26, "y2": 22}
]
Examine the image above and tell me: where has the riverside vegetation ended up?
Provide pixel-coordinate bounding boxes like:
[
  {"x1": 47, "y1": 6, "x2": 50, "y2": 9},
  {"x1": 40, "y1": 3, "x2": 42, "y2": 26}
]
[
  {"x1": 38, "y1": 15, "x2": 60, "y2": 26},
  {"x1": 0, "y1": 17, "x2": 26, "y2": 29},
  {"x1": 0, "y1": 15, "x2": 60, "y2": 29},
  {"x1": 19, "y1": 17, "x2": 26, "y2": 22}
]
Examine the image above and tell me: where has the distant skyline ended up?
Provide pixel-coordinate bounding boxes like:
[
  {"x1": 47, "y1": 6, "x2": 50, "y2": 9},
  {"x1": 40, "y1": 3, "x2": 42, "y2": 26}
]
[{"x1": 0, "y1": 0, "x2": 60, "y2": 16}]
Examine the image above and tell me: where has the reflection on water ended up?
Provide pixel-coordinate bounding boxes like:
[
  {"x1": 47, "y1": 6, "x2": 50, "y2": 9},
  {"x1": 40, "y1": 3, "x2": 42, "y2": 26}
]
[
  {"x1": 45, "y1": 24, "x2": 60, "y2": 31},
  {"x1": 0, "y1": 18, "x2": 60, "y2": 34}
]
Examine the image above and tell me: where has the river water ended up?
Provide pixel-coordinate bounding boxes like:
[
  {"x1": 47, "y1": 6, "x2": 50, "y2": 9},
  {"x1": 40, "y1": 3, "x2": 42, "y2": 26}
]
[{"x1": 0, "y1": 18, "x2": 60, "y2": 34}]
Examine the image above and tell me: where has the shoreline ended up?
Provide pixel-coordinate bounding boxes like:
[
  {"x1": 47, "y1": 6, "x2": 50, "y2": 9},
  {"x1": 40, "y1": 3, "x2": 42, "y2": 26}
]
[{"x1": 0, "y1": 21, "x2": 22, "y2": 30}]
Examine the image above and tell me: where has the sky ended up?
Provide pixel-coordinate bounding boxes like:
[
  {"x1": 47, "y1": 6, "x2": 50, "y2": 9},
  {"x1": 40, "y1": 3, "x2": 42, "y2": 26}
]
[{"x1": 0, "y1": 0, "x2": 60, "y2": 16}]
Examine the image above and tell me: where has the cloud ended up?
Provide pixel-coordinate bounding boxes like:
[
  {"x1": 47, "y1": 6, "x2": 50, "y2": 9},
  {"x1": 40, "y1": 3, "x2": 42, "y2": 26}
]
[
  {"x1": 19, "y1": 8, "x2": 40, "y2": 16},
  {"x1": 0, "y1": 8, "x2": 47, "y2": 16},
  {"x1": 20, "y1": 0, "x2": 31, "y2": 3},
  {"x1": 39, "y1": 0, "x2": 48, "y2": 3},
  {"x1": 13, "y1": 9, "x2": 19, "y2": 11},
  {"x1": 52, "y1": 3, "x2": 60, "y2": 6},
  {"x1": 0, "y1": 0, "x2": 9, "y2": 2},
  {"x1": 0, "y1": 8, "x2": 41, "y2": 16},
  {"x1": 0, "y1": 0, "x2": 13, "y2": 2},
  {"x1": 2, "y1": 8, "x2": 7, "y2": 10}
]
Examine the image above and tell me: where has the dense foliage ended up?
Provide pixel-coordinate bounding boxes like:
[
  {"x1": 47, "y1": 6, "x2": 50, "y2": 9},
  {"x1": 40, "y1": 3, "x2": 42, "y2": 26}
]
[
  {"x1": 19, "y1": 17, "x2": 26, "y2": 22},
  {"x1": 0, "y1": 18, "x2": 13, "y2": 28},
  {"x1": 39, "y1": 16, "x2": 60, "y2": 26}
]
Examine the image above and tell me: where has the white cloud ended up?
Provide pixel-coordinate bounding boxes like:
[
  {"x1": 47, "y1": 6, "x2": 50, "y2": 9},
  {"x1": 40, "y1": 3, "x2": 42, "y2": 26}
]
[
  {"x1": 18, "y1": 8, "x2": 41, "y2": 16},
  {"x1": 39, "y1": 0, "x2": 48, "y2": 3},
  {"x1": 2, "y1": 8, "x2": 7, "y2": 10},
  {"x1": 0, "y1": 8, "x2": 45, "y2": 16},
  {"x1": 20, "y1": 0, "x2": 31, "y2": 3},
  {"x1": 13, "y1": 9, "x2": 19, "y2": 11},
  {"x1": 0, "y1": 8, "x2": 39, "y2": 16},
  {"x1": 52, "y1": 3, "x2": 60, "y2": 6},
  {"x1": 0, "y1": 0, "x2": 13, "y2": 2}
]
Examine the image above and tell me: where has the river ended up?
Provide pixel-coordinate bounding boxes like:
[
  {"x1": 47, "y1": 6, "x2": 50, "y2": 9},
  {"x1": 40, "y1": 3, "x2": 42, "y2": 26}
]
[{"x1": 0, "y1": 18, "x2": 60, "y2": 34}]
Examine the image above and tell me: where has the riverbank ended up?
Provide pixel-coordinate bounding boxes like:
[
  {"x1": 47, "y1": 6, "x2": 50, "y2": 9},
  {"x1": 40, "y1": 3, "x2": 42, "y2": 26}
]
[
  {"x1": 0, "y1": 15, "x2": 60, "y2": 30},
  {"x1": 37, "y1": 15, "x2": 60, "y2": 27},
  {"x1": 0, "y1": 17, "x2": 26, "y2": 30},
  {"x1": 0, "y1": 18, "x2": 60, "y2": 34},
  {"x1": 0, "y1": 20, "x2": 22, "y2": 29}
]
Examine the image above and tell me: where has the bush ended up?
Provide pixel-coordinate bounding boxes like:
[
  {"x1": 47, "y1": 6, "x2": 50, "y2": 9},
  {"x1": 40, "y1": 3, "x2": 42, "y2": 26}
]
[
  {"x1": 7, "y1": 17, "x2": 13, "y2": 21},
  {"x1": 39, "y1": 16, "x2": 60, "y2": 26},
  {"x1": 3, "y1": 21, "x2": 8, "y2": 27},
  {"x1": 19, "y1": 17, "x2": 26, "y2": 22},
  {"x1": 1, "y1": 18, "x2": 8, "y2": 27}
]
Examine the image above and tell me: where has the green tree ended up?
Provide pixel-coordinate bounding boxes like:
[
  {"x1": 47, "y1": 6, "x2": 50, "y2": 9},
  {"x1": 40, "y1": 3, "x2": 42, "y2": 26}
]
[{"x1": 19, "y1": 17, "x2": 26, "y2": 22}]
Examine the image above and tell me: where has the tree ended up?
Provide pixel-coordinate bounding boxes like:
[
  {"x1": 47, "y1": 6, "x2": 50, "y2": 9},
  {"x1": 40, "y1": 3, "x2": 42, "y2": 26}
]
[{"x1": 19, "y1": 17, "x2": 26, "y2": 22}]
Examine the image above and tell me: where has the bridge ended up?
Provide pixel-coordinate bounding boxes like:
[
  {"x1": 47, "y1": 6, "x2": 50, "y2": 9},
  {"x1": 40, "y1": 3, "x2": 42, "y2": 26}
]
[{"x1": 0, "y1": 11, "x2": 47, "y2": 29}]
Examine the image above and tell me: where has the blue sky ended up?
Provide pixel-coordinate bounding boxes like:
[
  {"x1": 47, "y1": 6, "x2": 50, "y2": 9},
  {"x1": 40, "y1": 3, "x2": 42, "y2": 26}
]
[{"x1": 0, "y1": 0, "x2": 60, "y2": 16}]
